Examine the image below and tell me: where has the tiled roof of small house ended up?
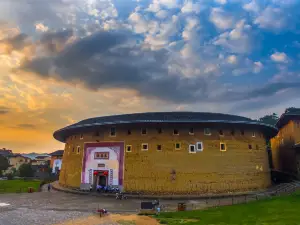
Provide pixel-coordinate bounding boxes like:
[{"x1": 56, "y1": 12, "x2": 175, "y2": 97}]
[
  {"x1": 49, "y1": 150, "x2": 64, "y2": 156},
  {"x1": 53, "y1": 111, "x2": 278, "y2": 142}
]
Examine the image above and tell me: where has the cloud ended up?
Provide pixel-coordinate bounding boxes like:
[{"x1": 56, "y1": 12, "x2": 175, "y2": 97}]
[
  {"x1": 253, "y1": 61, "x2": 263, "y2": 73},
  {"x1": 0, "y1": 106, "x2": 10, "y2": 114},
  {"x1": 226, "y1": 55, "x2": 237, "y2": 64},
  {"x1": 215, "y1": 0, "x2": 227, "y2": 4},
  {"x1": 17, "y1": 124, "x2": 36, "y2": 129},
  {"x1": 254, "y1": 7, "x2": 287, "y2": 30},
  {"x1": 210, "y1": 8, "x2": 234, "y2": 30},
  {"x1": 243, "y1": 0, "x2": 260, "y2": 13},
  {"x1": 181, "y1": 1, "x2": 201, "y2": 14},
  {"x1": 270, "y1": 52, "x2": 288, "y2": 63}
]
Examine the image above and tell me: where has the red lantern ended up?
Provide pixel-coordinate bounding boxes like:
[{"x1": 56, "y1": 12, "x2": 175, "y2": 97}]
[
  {"x1": 93, "y1": 171, "x2": 99, "y2": 176},
  {"x1": 103, "y1": 171, "x2": 108, "y2": 176}
]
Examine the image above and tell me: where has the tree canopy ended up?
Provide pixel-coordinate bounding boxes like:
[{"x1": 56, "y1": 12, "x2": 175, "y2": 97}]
[
  {"x1": 258, "y1": 113, "x2": 279, "y2": 126},
  {"x1": 18, "y1": 163, "x2": 34, "y2": 177},
  {"x1": 0, "y1": 155, "x2": 10, "y2": 171}
]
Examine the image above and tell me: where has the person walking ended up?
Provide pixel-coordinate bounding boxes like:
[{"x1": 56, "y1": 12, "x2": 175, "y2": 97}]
[{"x1": 48, "y1": 183, "x2": 51, "y2": 192}]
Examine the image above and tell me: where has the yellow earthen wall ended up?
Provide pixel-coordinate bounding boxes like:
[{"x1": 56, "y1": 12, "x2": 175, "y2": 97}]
[
  {"x1": 59, "y1": 124, "x2": 270, "y2": 194},
  {"x1": 271, "y1": 120, "x2": 300, "y2": 174}
]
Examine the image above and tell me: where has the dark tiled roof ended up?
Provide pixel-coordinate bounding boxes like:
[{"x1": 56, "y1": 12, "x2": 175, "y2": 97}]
[
  {"x1": 49, "y1": 150, "x2": 64, "y2": 156},
  {"x1": 53, "y1": 111, "x2": 278, "y2": 142},
  {"x1": 276, "y1": 108, "x2": 300, "y2": 129}
]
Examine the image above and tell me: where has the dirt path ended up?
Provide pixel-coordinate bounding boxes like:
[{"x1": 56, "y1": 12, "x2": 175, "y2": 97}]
[{"x1": 53, "y1": 214, "x2": 160, "y2": 225}]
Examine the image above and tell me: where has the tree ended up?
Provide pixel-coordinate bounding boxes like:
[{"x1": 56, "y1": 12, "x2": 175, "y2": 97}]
[
  {"x1": 0, "y1": 155, "x2": 9, "y2": 174},
  {"x1": 258, "y1": 113, "x2": 279, "y2": 126},
  {"x1": 285, "y1": 107, "x2": 300, "y2": 114},
  {"x1": 18, "y1": 163, "x2": 34, "y2": 177}
]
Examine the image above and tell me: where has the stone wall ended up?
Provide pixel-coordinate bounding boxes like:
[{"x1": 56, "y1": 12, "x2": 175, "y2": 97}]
[{"x1": 59, "y1": 123, "x2": 271, "y2": 194}]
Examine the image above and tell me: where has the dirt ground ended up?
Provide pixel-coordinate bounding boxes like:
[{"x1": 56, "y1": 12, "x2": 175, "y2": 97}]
[{"x1": 53, "y1": 214, "x2": 161, "y2": 225}]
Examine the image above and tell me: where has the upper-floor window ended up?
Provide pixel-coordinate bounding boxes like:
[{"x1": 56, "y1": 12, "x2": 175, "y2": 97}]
[
  {"x1": 141, "y1": 143, "x2": 148, "y2": 151},
  {"x1": 248, "y1": 144, "x2": 252, "y2": 150},
  {"x1": 204, "y1": 128, "x2": 211, "y2": 135},
  {"x1": 219, "y1": 130, "x2": 224, "y2": 136},
  {"x1": 196, "y1": 142, "x2": 203, "y2": 152},
  {"x1": 189, "y1": 128, "x2": 194, "y2": 135},
  {"x1": 127, "y1": 129, "x2": 132, "y2": 135},
  {"x1": 173, "y1": 129, "x2": 179, "y2": 135},
  {"x1": 77, "y1": 146, "x2": 80, "y2": 154},
  {"x1": 240, "y1": 130, "x2": 244, "y2": 135},
  {"x1": 189, "y1": 145, "x2": 196, "y2": 153},
  {"x1": 252, "y1": 132, "x2": 255, "y2": 137},
  {"x1": 157, "y1": 145, "x2": 162, "y2": 151},
  {"x1": 72, "y1": 147, "x2": 75, "y2": 153},
  {"x1": 157, "y1": 128, "x2": 162, "y2": 134},
  {"x1": 220, "y1": 142, "x2": 226, "y2": 151},
  {"x1": 231, "y1": 129, "x2": 235, "y2": 136},
  {"x1": 94, "y1": 152, "x2": 109, "y2": 159},
  {"x1": 94, "y1": 131, "x2": 100, "y2": 136},
  {"x1": 110, "y1": 127, "x2": 116, "y2": 137},
  {"x1": 175, "y1": 142, "x2": 181, "y2": 150},
  {"x1": 80, "y1": 134, "x2": 83, "y2": 139},
  {"x1": 126, "y1": 145, "x2": 132, "y2": 152},
  {"x1": 141, "y1": 128, "x2": 147, "y2": 135}
]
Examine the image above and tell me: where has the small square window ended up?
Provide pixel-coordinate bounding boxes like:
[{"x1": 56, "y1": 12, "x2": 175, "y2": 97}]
[
  {"x1": 72, "y1": 147, "x2": 75, "y2": 153},
  {"x1": 219, "y1": 130, "x2": 224, "y2": 136},
  {"x1": 248, "y1": 144, "x2": 252, "y2": 150},
  {"x1": 77, "y1": 146, "x2": 80, "y2": 153},
  {"x1": 141, "y1": 128, "x2": 147, "y2": 135},
  {"x1": 175, "y1": 143, "x2": 181, "y2": 150},
  {"x1": 110, "y1": 127, "x2": 116, "y2": 137},
  {"x1": 157, "y1": 145, "x2": 162, "y2": 151},
  {"x1": 231, "y1": 130, "x2": 235, "y2": 136},
  {"x1": 189, "y1": 128, "x2": 194, "y2": 135},
  {"x1": 240, "y1": 130, "x2": 244, "y2": 135},
  {"x1": 80, "y1": 134, "x2": 83, "y2": 139},
  {"x1": 126, "y1": 145, "x2": 132, "y2": 152},
  {"x1": 127, "y1": 130, "x2": 131, "y2": 135},
  {"x1": 204, "y1": 128, "x2": 211, "y2": 135},
  {"x1": 220, "y1": 143, "x2": 226, "y2": 151},
  {"x1": 173, "y1": 129, "x2": 179, "y2": 135},
  {"x1": 252, "y1": 132, "x2": 255, "y2": 137},
  {"x1": 157, "y1": 128, "x2": 162, "y2": 134},
  {"x1": 142, "y1": 143, "x2": 148, "y2": 151},
  {"x1": 196, "y1": 142, "x2": 203, "y2": 151},
  {"x1": 189, "y1": 145, "x2": 196, "y2": 153}
]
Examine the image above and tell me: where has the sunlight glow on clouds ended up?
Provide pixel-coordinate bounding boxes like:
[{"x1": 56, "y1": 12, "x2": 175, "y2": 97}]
[{"x1": 0, "y1": 0, "x2": 300, "y2": 152}]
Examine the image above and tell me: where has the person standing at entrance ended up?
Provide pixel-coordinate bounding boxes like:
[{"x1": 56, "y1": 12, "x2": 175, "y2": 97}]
[{"x1": 48, "y1": 183, "x2": 51, "y2": 192}]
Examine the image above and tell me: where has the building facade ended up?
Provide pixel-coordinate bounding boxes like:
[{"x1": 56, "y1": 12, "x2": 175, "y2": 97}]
[
  {"x1": 54, "y1": 112, "x2": 277, "y2": 195},
  {"x1": 5, "y1": 154, "x2": 31, "y2": 174},
  {"x1": 271, "y1": 109, "x2": 300, "y2": 177},
  {"x1": 49, "y1": 150, "x2": 64, "y2": 174}
]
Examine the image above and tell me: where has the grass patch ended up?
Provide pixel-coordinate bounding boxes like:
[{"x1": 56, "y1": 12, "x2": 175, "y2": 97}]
[
  {"x1": 154, "y1": 191, "x2": 300, "y2": 225},
  {"x1": 117, "y1": 220, "x2": 136, "y2": 225},
  {"x1": 0, "y1": 179, "x2": 41, "y2": 193}
]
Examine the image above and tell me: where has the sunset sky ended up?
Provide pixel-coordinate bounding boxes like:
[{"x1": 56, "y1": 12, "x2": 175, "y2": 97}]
[{"x1": 0, "y1": 0, "x2": 300, "y2": 153}]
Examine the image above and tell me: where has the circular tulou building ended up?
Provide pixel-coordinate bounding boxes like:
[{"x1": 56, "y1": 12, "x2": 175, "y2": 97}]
[{"x1": 54, "y1": 112, "x2": 278, "y2": 195}]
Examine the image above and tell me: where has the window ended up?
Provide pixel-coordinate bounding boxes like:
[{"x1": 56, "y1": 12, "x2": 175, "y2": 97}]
[
  {"x1": 157, "y1": 145, "x2": 162, "y2": 151},
  {"x1": 219, "y1": 130, "x2": 224, "y2": 136},
  {"x1": 80, "y1": 134, "x2": 83, "y2": 139},
  {"x1": 110, "y1": 127, "x2": 116, "y2": 137},
  {"x1": 70, "y1": 136, "x2": 73, "y2": 140},
  {"x1": 94, "y1": 152, "x2": 109, "y2": 159},
  {"x1": 74, "y1": 135, "x2": 76, "y2": 139},
  {"x1": 157, "y1": 128, "x2": 162, "y2": 134},
  {"x1": 189, "y1": 128, "x2": 194, "y2": 135},
  {"x1": 231, "y1": 129, "x2": 235, "y2": 136},
  {"x1": 189, "y1": 145, "x2": 196, "y2": 153},
  {"x1": 196, "y1": 142, "x2": 203, "y2": 151},
  {"x1": 141, "y1": 128, "x2": 147, "y2": 135},
  {"x1": 77, "y1": 146, "x2": 80, "y2": 154},
  {"x1": 127, "y1": 129, "x2": 131, "y2": 135},
  {"x1": 220, "y1": 142, "x2": 226, "y2": 151},
  {"x1": 248, "y1": 144, "x2": 252, "y2": 150},
  {"x1": 126, "y1": 145, "x2": 132, "y2": 152},
  {"x1": 72, "y1": 147, "x2": 75, "y2": 153},
  {"x1": 175, "y1": 142, "x2": 181, "y2": 150},
  {"x1": 252, "y1": 132, "x2": 255, "y2": 137},
  {"x1": 173, "y1": 129, "x2": 179, "y2": 135},
  {"x1": 141, "y1": 143, "x2": 148, "y2": 151},
  {"x1": 98, "y1": 163, "x2": 105, "y2": 168},
  {"x1": 94, "y1": 131, "x2": 100, "y2": 136},
  {"x1": 240, "y1": 130, "x2": 244, "y2": 135},
  {"x1": 204, "y1": 128, "x2": 211, "y2": 135}
]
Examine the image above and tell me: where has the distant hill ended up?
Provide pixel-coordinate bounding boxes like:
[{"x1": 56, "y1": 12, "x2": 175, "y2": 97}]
[{"x1": 21, "y1": 153, "x2": 50, "y2": 160}]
